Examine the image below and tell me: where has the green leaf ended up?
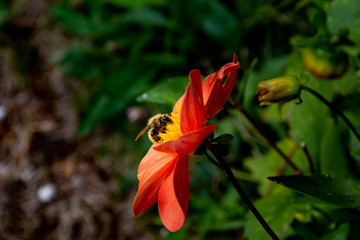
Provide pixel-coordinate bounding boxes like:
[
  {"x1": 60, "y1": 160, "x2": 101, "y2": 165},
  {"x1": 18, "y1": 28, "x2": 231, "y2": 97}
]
[
  {"x1": 348, "y1": 17, "x2": 360, "y2": 43},
  {"x1": 78, "y1": 66, "x2": 153, "y2": 135},
  {"x1": 268, "y1": 174, "x2": 360, "y2": 208},
  {"x1": 350, "y1": 131, "x2": 360, "y2": 169},
  {"x1": 58, "y1": 46, "x2": 117, "y2": 82},
  {"x1": 103, "y1": 0, "x2": 166, "y2": 9},
  {"x1": 245, "y1": 139, "x2": 307, "y2": 195},
  {"x1": 244, "y1": 189, "x2": 296, "y2": 240},
  {"x1": 136, "y1": 76, "x2": 189, "y2": 105},
  {"x1": 333, "y1": 67, "x2": 360, "y2": 96},
  {"x1": 52, "y1": 5, "x2": 92, "y2": 36},
  {"x1": 201, "y1": 0, "x2": 238, "y2": 44},
  {"x1": 319, "y1": 121, "x2": 351, "y2": 177},
  {"x1": 142, "y1": 52, "x2": 186, "y2": 67},
  {"x1": 321, "y1": 223, "x2": 350, "y2": 240},
  {"x1": 212, "y1": 220, "x2": 244, "y2": 232},
  {"x1": 122, "y1": 8, "x2": 168, "y2": 27},
  {"x1": 327, "y1": 0, "x2": 360, "y2": 42},
  {"x1": 289, "y1": 79, "x2": 334, "y2": 167},
  {"x1": 189, "y1": 185, "x2": 246, "y2": 239},
  {"x1": 78, "y1": 95, "x2": 111, "y2": 134}
]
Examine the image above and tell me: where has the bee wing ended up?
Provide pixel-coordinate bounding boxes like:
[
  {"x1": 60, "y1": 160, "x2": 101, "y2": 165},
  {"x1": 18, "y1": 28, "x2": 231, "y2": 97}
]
[{"x1": 135, "y1": 124, "x2": 152, "y2": 141}]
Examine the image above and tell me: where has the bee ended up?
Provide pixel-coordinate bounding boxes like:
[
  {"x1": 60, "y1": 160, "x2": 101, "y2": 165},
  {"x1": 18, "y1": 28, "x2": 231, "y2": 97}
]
[{"x1": 135, "y1": 113, "x2": 173, "y2": 144}]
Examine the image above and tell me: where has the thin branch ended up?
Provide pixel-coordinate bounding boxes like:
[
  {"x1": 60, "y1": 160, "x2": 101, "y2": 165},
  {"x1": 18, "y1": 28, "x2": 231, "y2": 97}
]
[
  {"x1": 301, "y1": 85, "x2": 360, "y2": 141},
  {"x1": 300, "y1": 142, "x2": 315, "y2": 173},
  {"x1": 204, "y1": 151, "x2": 223, "y2": 169},
  {"x1": 208, "y1": 147, "x2": 279, "y2": 240},
  {"x1": 229, "y1": 101, "x2": 301, "y2": 173}
]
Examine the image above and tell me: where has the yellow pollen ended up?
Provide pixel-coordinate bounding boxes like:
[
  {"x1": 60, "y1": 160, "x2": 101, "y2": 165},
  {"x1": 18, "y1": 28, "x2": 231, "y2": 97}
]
[{"x1": 157, "y1": 103, "x2": 183, "y2": 144}]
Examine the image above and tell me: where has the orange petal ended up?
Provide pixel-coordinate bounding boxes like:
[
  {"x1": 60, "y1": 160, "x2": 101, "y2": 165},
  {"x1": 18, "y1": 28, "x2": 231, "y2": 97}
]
[
  {"x1": 202, "y1": 74, "x2": 218, "y2": 105},
  {"x1": 202, "y1": 55, "x2": 240, "y2": 118},
  {"x1": 158, "y1": 155, "x2": 189, "y2": 232},
  {"x1": 172, "y1": 95, "x2": 184, "y2": 114},
  {"x1": 221, "y1": 54, "x2": 239, "y2": 104},
  {"x1": 203, "y1": 77, "x2": 222, "y2": 118},
  {"x1": 232, "y1": 53, "x2": 238, "y2": 64},
  {"x1": 202, "y1": 62, "x2": 239, "y2": 99},
  {"x1": 138, "y1": 146, "x2": 177, "y2": 176},
  {"x1": 153, "y1": 125, "x2": 216, "y2": 154},
  {"x1": 133, "y1": 158, "x2": 176, "y2": 218},
  {"x1": 180, "y1": 70, "x2": 205, "y2": 134}
]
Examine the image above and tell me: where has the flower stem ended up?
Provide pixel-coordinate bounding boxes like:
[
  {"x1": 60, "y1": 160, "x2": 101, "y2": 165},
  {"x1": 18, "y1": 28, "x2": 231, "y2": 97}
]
[
  {"x1": 208, "y1": 148, "x2": 279, "y2": 240},
  {"x1": 240, "y1": 108, "x2": 302, "y2": 173},
  {"x1": 300, "y1": 142, "x2": 316, "y2": 173},
  {"x1": 301, "y1": 85, "x2": 360, "y2": 141},
  {"x1": 229, "y1": 98, "x2": 301, "y2": 173}
]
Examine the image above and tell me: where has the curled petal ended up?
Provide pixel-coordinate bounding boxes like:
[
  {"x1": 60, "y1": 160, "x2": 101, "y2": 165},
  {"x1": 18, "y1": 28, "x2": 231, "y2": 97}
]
[
  {"x1": 180, "y1": 70, "x2": 205, "y2": 134},
  {"x1": 202, "y1": 74, "x2": 220, "y2": 108},
  {"x1": 203, "y1": 54, "x2": 240, "y2": 118},
  {"x1": 158, "y1": 155, "x2": 189, "y2": 232},
  {"x1": 222, "y1": 53, "x2": 239, "y2": 97},
  {"x1": 154, "y1": 125, "x2": 216, "y2": 154},
  {"x1": 202, "y1": 77, "x2": 222, "y2": 118},
  {"x1": 232, "y1": 53, "x2": 238, "y2": 64}
]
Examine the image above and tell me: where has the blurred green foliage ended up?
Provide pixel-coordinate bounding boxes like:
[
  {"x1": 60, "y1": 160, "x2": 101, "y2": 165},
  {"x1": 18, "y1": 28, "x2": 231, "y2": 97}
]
[
  {"x1": 50, "y1": 0, "x2": 312, "y2": 135},
  {"x1": 2, "y1": 0, "x2": 357, "y2": 239}
]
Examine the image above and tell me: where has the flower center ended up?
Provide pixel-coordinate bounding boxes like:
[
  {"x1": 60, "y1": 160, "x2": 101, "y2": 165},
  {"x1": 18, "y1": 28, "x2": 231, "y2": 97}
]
[{"x1": 155, "y1": 104, "x2": 183, "y2": 144}]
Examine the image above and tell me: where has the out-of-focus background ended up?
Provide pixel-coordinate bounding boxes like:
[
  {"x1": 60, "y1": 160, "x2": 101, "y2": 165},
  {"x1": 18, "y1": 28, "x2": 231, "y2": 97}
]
[{"x1": 1, "y1": 0, "x2": 360, "y2": 239}]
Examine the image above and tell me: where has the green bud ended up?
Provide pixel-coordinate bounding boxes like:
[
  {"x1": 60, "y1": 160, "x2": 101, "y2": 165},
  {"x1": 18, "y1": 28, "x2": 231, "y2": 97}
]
[{"x1": 256, "y1": 76, "x2": 301, "y2": 106}]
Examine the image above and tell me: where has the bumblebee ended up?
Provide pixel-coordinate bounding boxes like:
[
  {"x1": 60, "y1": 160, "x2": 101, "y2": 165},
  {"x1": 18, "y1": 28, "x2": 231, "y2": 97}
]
[{"x1": 135, "y1": 113, "x2": 173, "y2": 144}]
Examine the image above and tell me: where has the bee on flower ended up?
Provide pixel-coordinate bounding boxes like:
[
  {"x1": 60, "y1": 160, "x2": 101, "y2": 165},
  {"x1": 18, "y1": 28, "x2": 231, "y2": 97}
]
[{"x1": 133, "y1": 54, "x2": 240, "y2": 232}]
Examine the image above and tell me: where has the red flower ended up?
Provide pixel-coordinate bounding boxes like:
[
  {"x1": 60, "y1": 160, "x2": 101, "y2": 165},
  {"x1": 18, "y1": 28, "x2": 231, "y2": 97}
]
[{"x1": 133, "y1": 54, "x2": 240, "y2": 232}]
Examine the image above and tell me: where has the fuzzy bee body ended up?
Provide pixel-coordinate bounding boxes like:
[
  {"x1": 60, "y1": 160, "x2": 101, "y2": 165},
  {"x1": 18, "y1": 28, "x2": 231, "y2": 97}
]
[{"x1": 135, "y1": 114, "x2": 173, "y2": 144}]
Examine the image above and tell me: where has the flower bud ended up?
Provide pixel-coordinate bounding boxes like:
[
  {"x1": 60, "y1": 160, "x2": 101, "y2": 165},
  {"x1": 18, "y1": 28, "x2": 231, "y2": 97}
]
[
  {"x1": 302, "y1": 47, "x2": 348, "y2": 79},
  {"x1": 256, "y1": 76, "x2": 301, "y2": 105}
]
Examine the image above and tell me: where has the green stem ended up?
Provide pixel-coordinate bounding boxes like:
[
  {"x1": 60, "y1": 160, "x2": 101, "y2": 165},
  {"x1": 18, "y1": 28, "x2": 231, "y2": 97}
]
[
  {"x1": 240, "y1": 108, "x2": 302, "y2": 173},
  {"x1": 229, "y1": 97, "x2": 301, "y2": 173},
  {"x1": 208, "y1": 147, "x2": 279, "y2": 240},
  {"x1": 301, "y1": 86, "x2": 360, "y2": 141},
  {"x1": 300, "y1": 142, "x2": 316, "y2": 173}
]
